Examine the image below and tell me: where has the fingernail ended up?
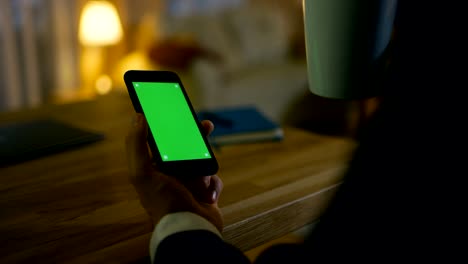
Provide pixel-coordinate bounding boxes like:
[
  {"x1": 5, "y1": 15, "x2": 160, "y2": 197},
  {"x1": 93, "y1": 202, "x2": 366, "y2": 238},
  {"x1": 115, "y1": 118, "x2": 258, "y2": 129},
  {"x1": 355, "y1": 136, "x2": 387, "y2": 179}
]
[{"x1": 211, "y1": 190, "x2": 217, "y2": 201}]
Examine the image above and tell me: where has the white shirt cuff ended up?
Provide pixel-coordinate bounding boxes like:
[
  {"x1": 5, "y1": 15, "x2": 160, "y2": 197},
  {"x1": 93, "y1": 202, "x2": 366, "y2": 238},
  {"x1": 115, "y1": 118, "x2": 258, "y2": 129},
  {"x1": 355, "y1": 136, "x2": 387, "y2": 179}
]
[{"x1": 149, "y1": 212, "x2": 222, "y2": 262}]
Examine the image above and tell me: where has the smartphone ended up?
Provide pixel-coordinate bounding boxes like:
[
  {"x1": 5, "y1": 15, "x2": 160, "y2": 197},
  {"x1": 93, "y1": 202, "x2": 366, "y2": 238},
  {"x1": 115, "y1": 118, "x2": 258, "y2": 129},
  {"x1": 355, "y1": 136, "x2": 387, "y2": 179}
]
[{"x1": 123, "y1": 70, "x2": 218, "y2": 177}]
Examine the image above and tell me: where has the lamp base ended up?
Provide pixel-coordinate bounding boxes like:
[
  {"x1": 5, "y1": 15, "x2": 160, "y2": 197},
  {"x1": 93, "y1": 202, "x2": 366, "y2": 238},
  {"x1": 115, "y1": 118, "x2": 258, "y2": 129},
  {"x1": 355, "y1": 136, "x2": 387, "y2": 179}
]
[{"x1": 80, "y1": 46, "x2": 104, "y2": 98}]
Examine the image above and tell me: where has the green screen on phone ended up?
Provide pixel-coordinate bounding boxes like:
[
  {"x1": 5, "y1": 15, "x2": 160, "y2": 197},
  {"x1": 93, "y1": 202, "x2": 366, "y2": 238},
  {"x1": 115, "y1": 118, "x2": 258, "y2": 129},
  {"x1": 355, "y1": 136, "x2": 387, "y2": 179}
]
[{"x1": 133, "y1": 82, "x2": 211, "y2": 161}]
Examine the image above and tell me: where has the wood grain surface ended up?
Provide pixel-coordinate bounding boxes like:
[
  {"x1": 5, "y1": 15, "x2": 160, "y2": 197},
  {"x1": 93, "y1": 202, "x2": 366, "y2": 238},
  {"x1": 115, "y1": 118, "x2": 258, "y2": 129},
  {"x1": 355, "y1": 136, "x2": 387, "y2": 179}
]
[{"x1": 0, "y1": 92, "x2": 355, "y2": 263}]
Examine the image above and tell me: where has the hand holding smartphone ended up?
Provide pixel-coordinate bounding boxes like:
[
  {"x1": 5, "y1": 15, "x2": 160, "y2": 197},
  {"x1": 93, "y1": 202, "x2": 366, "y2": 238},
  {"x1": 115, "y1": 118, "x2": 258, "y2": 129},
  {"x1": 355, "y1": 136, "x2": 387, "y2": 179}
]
[{"x1": 123, "y1": 70, "x2": 219, "y2": 178}]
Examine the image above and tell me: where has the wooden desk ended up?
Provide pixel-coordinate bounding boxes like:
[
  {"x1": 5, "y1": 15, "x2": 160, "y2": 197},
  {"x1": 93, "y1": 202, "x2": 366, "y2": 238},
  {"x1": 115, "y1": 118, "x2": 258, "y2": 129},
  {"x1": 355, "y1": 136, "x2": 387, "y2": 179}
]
[{"x1": 0, "y1": 92, "x2": 354, "y2": 263}]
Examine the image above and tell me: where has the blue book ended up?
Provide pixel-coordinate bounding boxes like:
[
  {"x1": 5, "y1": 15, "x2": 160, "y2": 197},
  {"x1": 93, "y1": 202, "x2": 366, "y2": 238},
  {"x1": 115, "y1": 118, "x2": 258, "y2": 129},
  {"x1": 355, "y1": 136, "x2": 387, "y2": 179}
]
[{"x1": 197, "y1": 106, "x2": 283, "y2": 145}]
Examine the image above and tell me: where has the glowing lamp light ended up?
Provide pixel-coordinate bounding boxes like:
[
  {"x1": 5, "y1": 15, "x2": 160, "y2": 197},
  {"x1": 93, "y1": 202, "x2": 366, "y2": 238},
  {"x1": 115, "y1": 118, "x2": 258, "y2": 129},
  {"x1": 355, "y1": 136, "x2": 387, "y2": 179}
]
[
  {"x1": 95, "y1": 74, "x2": 113, "y2": 95},
  {"x1": 79, "y1": 1, "x2": 123, "y2": 46}
]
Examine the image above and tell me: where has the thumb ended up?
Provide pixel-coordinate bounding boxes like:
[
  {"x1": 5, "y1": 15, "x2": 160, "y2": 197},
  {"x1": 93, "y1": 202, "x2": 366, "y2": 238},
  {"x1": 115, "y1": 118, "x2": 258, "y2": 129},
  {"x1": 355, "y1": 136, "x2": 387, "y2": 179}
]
[
  {"x1": 125, "y1": 113, "x2": 152, "y2": 184},
  {"x1": 201, "y1": 120, "x2": 215, "y2": 137}
]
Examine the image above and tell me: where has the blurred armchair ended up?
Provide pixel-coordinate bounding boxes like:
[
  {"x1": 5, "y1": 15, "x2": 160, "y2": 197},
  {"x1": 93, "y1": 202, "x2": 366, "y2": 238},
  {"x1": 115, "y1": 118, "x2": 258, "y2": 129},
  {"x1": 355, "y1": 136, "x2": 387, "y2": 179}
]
[{"x1": 157, "y1": 3, "x2": 308, "y2": 123}]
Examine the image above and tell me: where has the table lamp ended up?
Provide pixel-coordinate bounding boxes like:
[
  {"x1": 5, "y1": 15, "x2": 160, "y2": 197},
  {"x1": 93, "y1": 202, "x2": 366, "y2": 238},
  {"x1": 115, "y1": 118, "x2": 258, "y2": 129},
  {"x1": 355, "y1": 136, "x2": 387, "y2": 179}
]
[{"x1": 79, "y1": 0, "x2": 123, "y2": 97}]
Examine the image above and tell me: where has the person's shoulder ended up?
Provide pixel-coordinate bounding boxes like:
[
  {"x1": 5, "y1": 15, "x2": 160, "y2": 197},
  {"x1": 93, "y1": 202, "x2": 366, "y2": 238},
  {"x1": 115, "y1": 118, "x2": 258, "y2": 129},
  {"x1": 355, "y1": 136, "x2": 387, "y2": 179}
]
[{"x1": 155, "y1": 230, "x2": 250, "y2": 264}]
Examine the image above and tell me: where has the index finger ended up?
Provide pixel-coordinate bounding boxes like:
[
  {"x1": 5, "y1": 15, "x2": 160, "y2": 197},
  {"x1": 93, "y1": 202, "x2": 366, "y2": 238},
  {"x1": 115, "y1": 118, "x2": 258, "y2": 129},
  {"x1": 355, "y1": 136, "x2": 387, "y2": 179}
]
[{"x1": 125, "y1": 114, "x2": 152, "y2": 184}]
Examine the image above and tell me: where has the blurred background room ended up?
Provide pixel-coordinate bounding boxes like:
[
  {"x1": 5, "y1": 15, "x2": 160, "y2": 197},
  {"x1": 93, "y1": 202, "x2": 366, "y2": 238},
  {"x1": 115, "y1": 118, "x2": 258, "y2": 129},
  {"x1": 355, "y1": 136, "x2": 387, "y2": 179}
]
[
  {"x1": 0, "y1": 2, "x2": 375, "y2": 261},
  {"x1": 0, "y1": 0, "x2": 366, "y2": 137}
]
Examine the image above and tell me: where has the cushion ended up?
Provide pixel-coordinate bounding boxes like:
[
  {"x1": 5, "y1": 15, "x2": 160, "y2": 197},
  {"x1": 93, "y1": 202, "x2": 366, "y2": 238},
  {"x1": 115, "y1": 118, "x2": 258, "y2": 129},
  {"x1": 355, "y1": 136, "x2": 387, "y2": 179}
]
[{"x1": 227, "y1": 4, "x2": 290, "y2": 66}]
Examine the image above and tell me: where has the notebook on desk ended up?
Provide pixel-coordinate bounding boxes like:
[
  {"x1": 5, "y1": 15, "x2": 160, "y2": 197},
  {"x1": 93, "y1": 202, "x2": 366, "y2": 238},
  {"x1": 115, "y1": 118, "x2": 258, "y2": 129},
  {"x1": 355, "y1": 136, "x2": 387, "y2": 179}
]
[
  {"x1": 0, "y1": 119, "x2": 104, "y2": 167},
  {"x1": 197, "y1": 106, "x2": 283, "y2": 146}
]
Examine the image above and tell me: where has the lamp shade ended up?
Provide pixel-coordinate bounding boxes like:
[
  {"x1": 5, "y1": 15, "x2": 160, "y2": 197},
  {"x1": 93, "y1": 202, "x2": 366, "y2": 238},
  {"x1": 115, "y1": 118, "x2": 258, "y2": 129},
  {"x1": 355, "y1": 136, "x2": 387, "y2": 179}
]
[
  {"x1": 79, "y1": 1, "x2": 123, "y2": 46},
  {"x1": 303, "y1": 0, "x2": 397, "y2": 99}
]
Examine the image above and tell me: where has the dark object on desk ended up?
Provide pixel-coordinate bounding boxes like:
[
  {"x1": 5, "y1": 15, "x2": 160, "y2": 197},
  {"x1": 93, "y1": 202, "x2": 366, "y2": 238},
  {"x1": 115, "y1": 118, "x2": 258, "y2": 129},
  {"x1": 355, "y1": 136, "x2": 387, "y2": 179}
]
[
  {"x1": 197, "y1": 106, "x2": 283, "y2": 145},
  {"x1": 0, "y1": 119, "x2": 104, "y2": 166}
]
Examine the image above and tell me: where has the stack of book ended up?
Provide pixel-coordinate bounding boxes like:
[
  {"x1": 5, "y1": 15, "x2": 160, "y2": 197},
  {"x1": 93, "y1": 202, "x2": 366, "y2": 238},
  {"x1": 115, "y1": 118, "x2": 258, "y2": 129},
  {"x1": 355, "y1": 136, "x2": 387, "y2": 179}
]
[{"x1": 197, "y1": 106, "x2": 283, "y2": 146}]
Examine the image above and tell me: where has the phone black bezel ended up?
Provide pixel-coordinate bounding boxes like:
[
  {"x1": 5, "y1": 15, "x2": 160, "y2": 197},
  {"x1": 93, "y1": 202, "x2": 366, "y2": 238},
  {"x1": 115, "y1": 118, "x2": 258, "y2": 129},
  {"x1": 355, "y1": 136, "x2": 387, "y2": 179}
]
[{"x1": 123, "y1": 70, "x2": 219, "y2": 177}]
